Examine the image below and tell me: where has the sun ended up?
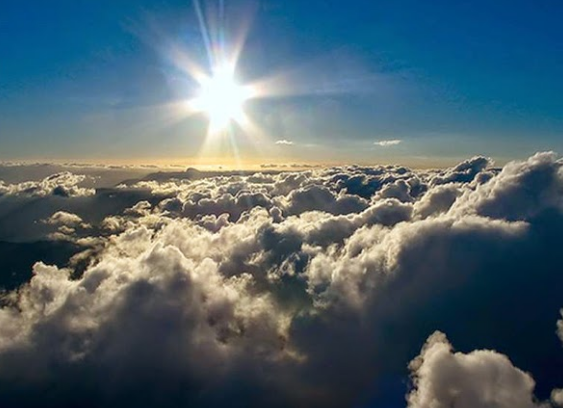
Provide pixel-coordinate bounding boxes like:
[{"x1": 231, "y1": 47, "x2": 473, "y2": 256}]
[{"x1": 190, "y1": 64, "x2": 252, "y2": 131}]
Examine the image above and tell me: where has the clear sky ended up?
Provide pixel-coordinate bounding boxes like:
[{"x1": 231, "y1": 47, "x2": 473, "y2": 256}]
[{"x1": 1, "y1": 0, "x2": 562, "y2": 166}]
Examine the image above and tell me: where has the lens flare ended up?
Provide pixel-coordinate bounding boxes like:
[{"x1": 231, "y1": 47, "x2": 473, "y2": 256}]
[{"x1": 190, "y1": 64, "x2": 253, "y2": 131}]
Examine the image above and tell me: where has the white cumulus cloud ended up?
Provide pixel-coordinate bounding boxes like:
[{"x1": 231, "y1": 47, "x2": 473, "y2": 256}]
[{"x1": 0, "y1": 152, "x2": 561, "y2": 407}]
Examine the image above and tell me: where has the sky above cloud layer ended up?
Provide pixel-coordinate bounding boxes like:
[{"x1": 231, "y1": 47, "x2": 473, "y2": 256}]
[
  {"x1": 1, "y1": 0, "x2": 562, "y2": 164},
  {"x1": 0, "y1": 152, "x2": 562, "y2": 407}
]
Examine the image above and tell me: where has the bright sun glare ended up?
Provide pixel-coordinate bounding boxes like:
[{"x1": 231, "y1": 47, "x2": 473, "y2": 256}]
[{"x1": 190, "y1": 64, "x2": 252, "y2": 131}]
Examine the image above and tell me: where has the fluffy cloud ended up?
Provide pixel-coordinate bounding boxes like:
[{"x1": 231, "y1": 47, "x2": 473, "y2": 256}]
[
  {"x1": 430, "y1": 155, "x2": 494, "y2": 186},
  {"x1": 0, "y1": 172, "x2": 94, "y2": 197},
  {"x1": 552, "y1": 389, "x2": 563, "y2": 407},
  {"x1": 408, "y1": 306, "x2": 563, "y2": 408},
  {"x1": 46, "y1": 211, "x2": 85, "y2": 227},
  {"x1": 0, "y1": 152, "x2": 561, "y2": 407},
  {"x1": 451, "y1": 152, "x2": 563, "y2": 221},
  {"x1": 407, "y1": 331, "x2": 544, "y2": 408}
]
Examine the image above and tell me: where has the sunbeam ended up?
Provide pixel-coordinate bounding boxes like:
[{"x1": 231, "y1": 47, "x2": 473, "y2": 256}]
[{"x1": 188, "y1": 63, "x2": 254, "y2": 132}]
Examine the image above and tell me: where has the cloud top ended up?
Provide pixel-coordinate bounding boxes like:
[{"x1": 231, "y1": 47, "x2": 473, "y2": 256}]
[{"x1": 0, "y1": 152, "x2": 561, "y2": 407}]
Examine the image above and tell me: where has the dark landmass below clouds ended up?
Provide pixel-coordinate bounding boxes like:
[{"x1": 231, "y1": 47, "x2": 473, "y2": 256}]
[{"x1": 0, "y1": 153, "x2": 562, "y2": 407}]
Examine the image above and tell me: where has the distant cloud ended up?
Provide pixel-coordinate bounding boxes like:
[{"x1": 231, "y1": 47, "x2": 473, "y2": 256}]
[
  {"x1": 0, "y1": 172, "x2": 94, "y2": 197},
  {"x1": 374, "y1": 139, "x2": 401, "y2": 147},
  {"x1": 276, "y1": 139, "x2": 294, "y2": 145}
]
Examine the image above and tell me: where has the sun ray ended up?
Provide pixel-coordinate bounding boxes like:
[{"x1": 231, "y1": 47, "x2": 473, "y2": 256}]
[
  {"x1": 159, "y1": 0, "x2": 370, "y2": 166},
  {"x1": 188, "y1": 63, "x2": 254, "y2": 132}
]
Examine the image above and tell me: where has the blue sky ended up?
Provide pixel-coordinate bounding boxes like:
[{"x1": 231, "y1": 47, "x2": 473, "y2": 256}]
[{"x1": 1, "y1": 0, "x2": 562, "y2": 165}]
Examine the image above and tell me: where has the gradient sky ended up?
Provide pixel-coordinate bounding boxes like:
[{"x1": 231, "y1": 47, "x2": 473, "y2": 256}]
[{"x1": 1, "y1": 0, "x2": 562, "y2": 165}]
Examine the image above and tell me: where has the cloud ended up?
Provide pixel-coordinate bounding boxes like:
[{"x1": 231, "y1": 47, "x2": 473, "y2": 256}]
[
  {"x1": 408, "y1": 307, "x2": 563, "y2": 408},
  {"x1": 275, "y1": 139, "x2": 294, "y2": 145},
  {"x1": 374, "y1": 139, "x2": 401, "y2": 146},
  {"x1": 407, "y1": 331, "x2": 543, "y2": 408},
  {"x1": 553, "y1": 389, "x2": 563, "y2": 407},
  {"x1": 0, "y1": 152, "x2": 561, "y2": 407},
  {"x1": 450, "y1": 152, "x2": 562, "y2": 221},
  {"x1": 44, "y1": 211, "x2": 92, "y2": 240},
  {"x1": 430, "y1": 155, "x2": 494, "y2": 186},
  {"x1": 0, "y1": 172, "x2": 94, "y2": 198},
  {"x1": 46, "y1": 211, "x2": 85, "y2": 227}
]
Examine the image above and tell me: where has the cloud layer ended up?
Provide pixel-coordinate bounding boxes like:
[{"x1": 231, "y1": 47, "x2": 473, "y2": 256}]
[{"x1": 0, "y1": 152, "x2": 562, "y2": 407}]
